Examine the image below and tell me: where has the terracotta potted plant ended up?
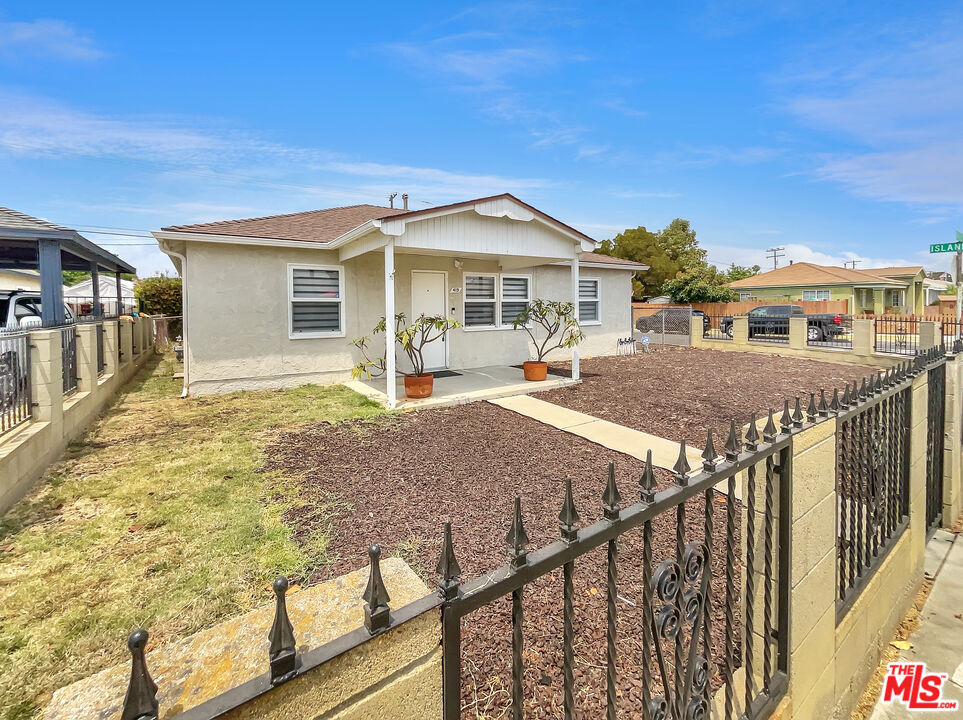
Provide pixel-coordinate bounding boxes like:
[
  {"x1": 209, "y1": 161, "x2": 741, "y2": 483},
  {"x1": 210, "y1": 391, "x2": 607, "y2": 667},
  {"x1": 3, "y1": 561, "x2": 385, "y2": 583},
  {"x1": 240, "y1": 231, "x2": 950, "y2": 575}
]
[
  {"x1": 351, "y1": 313, "x2": 461, "y2": 399},
  {"x1": 510, "y1": 299, "x2": 584, "y2": 381}
]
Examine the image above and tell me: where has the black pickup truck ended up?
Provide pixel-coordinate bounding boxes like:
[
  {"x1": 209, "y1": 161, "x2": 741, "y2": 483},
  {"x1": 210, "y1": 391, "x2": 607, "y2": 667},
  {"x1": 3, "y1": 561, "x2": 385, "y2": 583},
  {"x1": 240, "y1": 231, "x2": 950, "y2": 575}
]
[{"x1": 719, "y1": 305, "x2": 848, "y2": 341}]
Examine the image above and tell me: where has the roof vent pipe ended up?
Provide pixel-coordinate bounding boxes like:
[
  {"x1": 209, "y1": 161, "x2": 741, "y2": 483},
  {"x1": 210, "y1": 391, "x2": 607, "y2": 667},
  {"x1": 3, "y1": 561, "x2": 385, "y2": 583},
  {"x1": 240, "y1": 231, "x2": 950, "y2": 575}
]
[
  {"x1": 389, "y1": 192, "x2": 397, "y2": 209},
  {"x1": 402, "y1": 193, "x2": 408, "y2": 211}
]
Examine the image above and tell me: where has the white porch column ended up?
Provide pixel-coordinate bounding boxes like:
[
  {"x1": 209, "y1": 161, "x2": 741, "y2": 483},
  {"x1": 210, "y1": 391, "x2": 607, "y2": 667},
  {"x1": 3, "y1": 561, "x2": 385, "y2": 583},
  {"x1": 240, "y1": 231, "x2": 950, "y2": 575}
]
[
  {"x1": 571, "y1": 254, "x2": 580, "y2": 381},
  {"x1": 385, "y1": 240, "x2": 397, "y2": 408}
]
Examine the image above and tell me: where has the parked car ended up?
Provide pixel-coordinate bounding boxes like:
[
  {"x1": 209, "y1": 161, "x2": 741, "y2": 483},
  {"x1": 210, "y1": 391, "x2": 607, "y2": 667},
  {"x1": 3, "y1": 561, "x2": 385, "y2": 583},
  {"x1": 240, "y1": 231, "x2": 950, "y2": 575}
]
[
  {"x1": 636, "y1": 308, "x2": 709, "y2": 334},
  {"x1": 0, "y1": 290, "x2": 75, "y2": 331},
  {"x1": 719, "y1": 305, "x2": 848, "y2": 341}
]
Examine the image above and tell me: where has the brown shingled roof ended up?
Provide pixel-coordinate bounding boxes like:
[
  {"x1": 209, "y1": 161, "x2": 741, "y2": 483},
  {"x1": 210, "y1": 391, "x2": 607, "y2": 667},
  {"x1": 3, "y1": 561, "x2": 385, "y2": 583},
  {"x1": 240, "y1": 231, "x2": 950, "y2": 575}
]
[
  {"x1": 581, "y1": 252, "x2": 647, "y2": 268},
  {"x1": 728, "y1": 262, "x2": 905, "y2": 289},
  {"x1": 162, "y1": 204, "x2": 408, "y2": 243},
  {"x1": 866, "y1": 266, "x2": 925, "y2": 277}
]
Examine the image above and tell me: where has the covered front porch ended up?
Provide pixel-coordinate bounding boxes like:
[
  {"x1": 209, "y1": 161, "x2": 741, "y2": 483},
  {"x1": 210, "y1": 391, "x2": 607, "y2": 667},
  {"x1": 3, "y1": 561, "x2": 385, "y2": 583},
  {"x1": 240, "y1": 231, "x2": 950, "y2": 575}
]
[{"x1": 345, "y1": 364, "x2": 578, "y2": 410}]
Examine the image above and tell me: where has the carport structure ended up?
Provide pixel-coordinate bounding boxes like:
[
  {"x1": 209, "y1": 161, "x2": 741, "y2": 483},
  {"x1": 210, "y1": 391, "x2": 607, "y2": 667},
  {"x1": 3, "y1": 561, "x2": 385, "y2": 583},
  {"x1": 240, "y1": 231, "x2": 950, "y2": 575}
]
[{"x1": 0, "y1": 207, "x2": 135, "y2": 325}]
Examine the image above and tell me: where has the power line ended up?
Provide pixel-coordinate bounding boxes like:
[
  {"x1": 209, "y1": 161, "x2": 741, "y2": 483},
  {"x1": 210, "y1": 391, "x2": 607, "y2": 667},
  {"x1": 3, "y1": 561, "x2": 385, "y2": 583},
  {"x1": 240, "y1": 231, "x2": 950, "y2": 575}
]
[
  {"x1": 765, "y1": 247, "x2": 785, "y2": 270},
  {"x1": 843, "y1": 259, "x2": 861, "y2": 269}
]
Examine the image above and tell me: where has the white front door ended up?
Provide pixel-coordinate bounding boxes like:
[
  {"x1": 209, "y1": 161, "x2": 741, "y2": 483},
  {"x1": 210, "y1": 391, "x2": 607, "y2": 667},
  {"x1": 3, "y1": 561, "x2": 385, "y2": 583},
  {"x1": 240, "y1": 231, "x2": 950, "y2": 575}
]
[{"x1": 410, "y1": 271, "x2": 448, "y2": 371}]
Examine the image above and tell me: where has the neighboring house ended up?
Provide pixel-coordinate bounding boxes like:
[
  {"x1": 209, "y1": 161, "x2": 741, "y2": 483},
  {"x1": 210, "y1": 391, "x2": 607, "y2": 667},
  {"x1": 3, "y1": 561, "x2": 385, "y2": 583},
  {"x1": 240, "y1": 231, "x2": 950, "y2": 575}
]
[
  {"x1": 64, "y1": 276, "x2": 137, "y2": 318},
  {"x1": 153, "y1": 194, "x2": 647, "y2": 397},
  {"x1": 0, "y1": 268, "x2": 41, "y2": 291},
  {"x1": 727, "y1": 262, "x2": 927, "y2": 315},
  {"x1": 923, "y1": 275, "x2": 952, "y2": 305}
]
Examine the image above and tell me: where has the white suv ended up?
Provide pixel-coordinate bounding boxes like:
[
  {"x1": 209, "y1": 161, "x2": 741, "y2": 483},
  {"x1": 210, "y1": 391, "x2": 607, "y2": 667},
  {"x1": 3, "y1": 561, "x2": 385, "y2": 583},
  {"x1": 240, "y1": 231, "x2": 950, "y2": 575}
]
[{"x1": 0, "y1": 290, "x2": 75, "y2": 331}]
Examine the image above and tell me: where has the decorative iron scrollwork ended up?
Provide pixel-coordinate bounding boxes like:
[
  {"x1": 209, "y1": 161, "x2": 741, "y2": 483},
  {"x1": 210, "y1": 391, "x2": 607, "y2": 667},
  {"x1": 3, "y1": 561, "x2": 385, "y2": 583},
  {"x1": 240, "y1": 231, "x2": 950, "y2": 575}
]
[
  {"x1": 651, "y1": 560, "x2": 681, "y2": 602},
  {"x1": 648, "y1": 696, "x2": 668, "y2": 720},
  {"x1": 655, "y1": 605, "x2": 680, "y2": 639},
  {"x1": 685, "y1": 695, "x2": 709, "y2": 720},
  {"x1": 692, "y1": 655, "x2": 710, "y2": 692},
  {"x1": 682, "y1": 588, "x2": 701, "y2": 623},
  {"x1": 682, "y1": 541, "x2": 706, "y2": 582}
]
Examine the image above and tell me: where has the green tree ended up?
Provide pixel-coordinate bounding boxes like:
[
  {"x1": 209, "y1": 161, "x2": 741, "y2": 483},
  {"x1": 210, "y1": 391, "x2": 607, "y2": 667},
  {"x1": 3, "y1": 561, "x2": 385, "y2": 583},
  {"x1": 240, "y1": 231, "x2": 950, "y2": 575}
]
[
  {"x1": 724, "y1": 263, "x2": 760, "y2": 282},
  {"x1": 62, "y1": 270, "x2": 90, "y2": 286},
  {"x1": 661, "y1": 265, "x2": 738, "y2": 303},
  {"x1": 134, "y1": 274, "x2": 182, "y2": 315},
  {"x1": 597, "y1": 218, "x2": 708, "y2": 299}
]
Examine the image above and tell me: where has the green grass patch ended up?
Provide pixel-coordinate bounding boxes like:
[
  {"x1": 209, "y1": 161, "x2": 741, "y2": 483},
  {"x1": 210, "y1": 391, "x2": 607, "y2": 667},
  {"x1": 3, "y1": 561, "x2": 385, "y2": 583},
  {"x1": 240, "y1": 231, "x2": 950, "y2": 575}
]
[{"x1": 0, "y1": 357, "x2": 385, "y2": 718}]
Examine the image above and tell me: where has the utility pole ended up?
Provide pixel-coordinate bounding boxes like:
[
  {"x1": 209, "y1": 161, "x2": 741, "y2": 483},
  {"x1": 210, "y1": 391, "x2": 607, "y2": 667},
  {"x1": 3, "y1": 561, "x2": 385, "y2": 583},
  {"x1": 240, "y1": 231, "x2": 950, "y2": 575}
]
[
  {"x1": 765, "y1": 247, "x2": 785, "y2": 270},
  {"x1": 843, "y1": 260, "x2": 861, "y2": 270},
  {"x1": 956, "y1": 249, "x2": 962, "y2": 325}
]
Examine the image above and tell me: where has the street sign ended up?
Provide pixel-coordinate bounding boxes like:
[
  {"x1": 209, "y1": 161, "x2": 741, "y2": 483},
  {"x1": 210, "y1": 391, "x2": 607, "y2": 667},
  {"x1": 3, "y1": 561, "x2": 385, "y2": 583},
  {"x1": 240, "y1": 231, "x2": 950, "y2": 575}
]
[{"x1": 930, "y1": 241, "x2": 963, "y2": 253}]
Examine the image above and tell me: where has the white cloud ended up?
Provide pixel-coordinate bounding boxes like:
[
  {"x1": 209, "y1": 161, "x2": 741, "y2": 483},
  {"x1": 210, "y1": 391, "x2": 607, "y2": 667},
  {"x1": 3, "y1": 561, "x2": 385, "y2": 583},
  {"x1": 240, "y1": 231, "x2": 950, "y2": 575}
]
[
  {"x1": 778, "y1": 18, "x2": 963, "y2": 212},
  {"x1": 0, "y1": 19, "x2": 104, "y2": 61},
  {"x1": 597, "y1": 98, "x2": 647, "y2": 119},
  {"x1": 703, "y1": 242, "x2": 923, "y2": 272}
]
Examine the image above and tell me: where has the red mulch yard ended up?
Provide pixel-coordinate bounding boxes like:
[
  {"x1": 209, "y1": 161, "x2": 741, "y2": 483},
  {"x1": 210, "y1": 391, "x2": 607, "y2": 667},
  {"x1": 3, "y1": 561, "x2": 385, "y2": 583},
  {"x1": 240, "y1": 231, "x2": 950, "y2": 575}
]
[
  {"x1": 264, "y1": 403, "x2": 736, "y2": 718},
  {"x1": 539, "y1": 346, "x2": 880, "y2": 447}
]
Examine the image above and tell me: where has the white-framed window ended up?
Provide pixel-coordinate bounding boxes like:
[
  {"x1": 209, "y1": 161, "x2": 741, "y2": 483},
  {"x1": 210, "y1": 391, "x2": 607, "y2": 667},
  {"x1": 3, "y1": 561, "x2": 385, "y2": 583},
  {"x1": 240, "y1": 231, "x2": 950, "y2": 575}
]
[
  {"x1": 288, "y1": 263, "x2": 344, "y2": 338},
  {"x1": 500, "y1": 274, "x2": 531, "y2": 326},
  {"x1": 579, "y1": 277, "x2": 601, "y2": 324},
  {"x1": 464, "y1": 273, "x2": 498, "y2": 328},
  {"x1": 802, "y1": 289, "x2": 831, "y2": 301},
  {"x1": 888, "y1": 289, "x2": 905, "y2": 308},
  {"x1": 739, "y1": 292, "x2": 754, "y2": 301},
  {"x1": 464, "y1": 273, "x2": 533, "y2": 329}
]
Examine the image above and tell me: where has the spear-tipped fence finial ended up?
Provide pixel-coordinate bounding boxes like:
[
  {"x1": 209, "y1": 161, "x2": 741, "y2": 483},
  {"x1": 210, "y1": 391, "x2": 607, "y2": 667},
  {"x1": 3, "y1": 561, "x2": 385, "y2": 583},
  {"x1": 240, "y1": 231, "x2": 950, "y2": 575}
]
[
  {"x1": 830, "y1": 388, "x2": 840, "y2": 414},
  {"x1": 763, "y1": 408, "x2": 777, "y2": 441},
  {"x1": 792, "y1": 397, "x2": 804, "y2": 428},
  {"x1": 724, "y1": 419, "x2": 741, "y2": 460},
  {"x1": 506, "y1": 496, "x2": 530, "y2": 570},
  {"x1": 818, "y1": 389, "x2": 828, "y2": 417},
  {"x1": 437, "y1": 521, "x2": 462, "y2": 600},
  {"x1": 362, "y1": 544, "x2": 391, "y2": 633},
  {"x1": 702, "y1": 428, "x2": 718, "y2": 472},
  {"x1": 559, "y1": 478, "x2": 581, "y2": 541},
  {"x1": 806, "y1": 392, "x2": 817, "y2": 422},
  {"x1": 640, "y1": 449, "x2": 656, "y2": 503},
  {"x1": 859, "y1": 377, "x2": 868, "y2": 400},
  {"x1": 268, "y1": 577, "x2": 297, "y2": 685},
  {"x1": 120, "y1": 630, "x2": 158, "y2": 720},
  {"x1": 745, "y1": 413, "x2": 761, "y2": 449},
  {"x1": 602, "y1": 461, "x2": 622, "y2": 521},
  {"x1": 779, "y1": 399, "x2": 792, "y2": 433},
  {"x1": 841, "y1": 383, "x2": 851, "y2": 408},
  {"x1": 672, "y1": 440, "x2": 691, "y2": 485}
]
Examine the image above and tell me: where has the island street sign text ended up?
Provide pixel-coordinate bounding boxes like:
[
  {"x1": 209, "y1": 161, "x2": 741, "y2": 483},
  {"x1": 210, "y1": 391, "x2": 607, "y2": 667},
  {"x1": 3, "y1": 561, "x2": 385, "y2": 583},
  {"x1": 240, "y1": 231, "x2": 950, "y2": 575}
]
[{"x1": 931, "y1": 242, "x2": 963, "y2": 253}]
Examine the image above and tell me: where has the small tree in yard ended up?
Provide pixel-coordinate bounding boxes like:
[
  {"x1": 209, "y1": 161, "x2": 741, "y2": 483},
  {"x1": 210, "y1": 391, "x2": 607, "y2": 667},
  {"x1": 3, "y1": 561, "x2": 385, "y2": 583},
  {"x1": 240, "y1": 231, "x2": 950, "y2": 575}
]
[
  {"x1": 135, "y1": 275, "x2": 182, "y2": 315},
  {"x1": 511, "y1": 299, "x2": 584, "y2": 363},
  {"x1": 351, "y1": 313, "x2": 462, "y2": 378}
]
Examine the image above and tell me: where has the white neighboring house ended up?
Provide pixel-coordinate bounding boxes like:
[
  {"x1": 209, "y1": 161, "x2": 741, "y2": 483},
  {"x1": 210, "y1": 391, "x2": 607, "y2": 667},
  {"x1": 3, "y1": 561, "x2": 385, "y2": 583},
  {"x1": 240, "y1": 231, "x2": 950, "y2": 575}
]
[
  {"x1": 64, "y1": 276, "x2": 136, "y2": 316},
  {"x1": 153, "y1": 193, "x2": 647, "y2": 401}
]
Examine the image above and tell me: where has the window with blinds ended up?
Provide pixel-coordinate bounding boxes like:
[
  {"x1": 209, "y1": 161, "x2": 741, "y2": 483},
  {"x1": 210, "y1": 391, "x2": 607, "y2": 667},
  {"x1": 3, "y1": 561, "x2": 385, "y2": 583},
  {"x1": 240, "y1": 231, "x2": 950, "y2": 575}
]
[
  {"x1": 579, "y1": 278, "x2": 600, "y2": 323},
  {"x1": 500, "y1": 275, "x2": 531, "y2": 325},
  {"x1": 464, "y1": 274, "x2": 497, "y2": 327},
  {"x1": 289, "y1": 265, "x2": 344, "y2": 337}
]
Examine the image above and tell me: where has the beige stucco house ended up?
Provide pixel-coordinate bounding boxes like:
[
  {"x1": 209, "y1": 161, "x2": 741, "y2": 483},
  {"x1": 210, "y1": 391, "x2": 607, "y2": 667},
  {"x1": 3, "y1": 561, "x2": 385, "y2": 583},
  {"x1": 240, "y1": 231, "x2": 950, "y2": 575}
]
[{"x1": 153, "y1": 194, "x2": 645, "y2": 403}]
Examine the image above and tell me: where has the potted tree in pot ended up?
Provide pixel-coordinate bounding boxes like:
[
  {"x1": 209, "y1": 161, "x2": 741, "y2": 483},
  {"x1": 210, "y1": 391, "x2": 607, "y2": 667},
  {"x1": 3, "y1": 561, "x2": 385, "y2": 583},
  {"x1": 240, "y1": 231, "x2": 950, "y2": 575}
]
[
  {"x1": 510, "y1": 299, "x2": 584, "y2": 381},
  {"x1": 351, "y1": 313, "x2": 461, "y2": 399}
]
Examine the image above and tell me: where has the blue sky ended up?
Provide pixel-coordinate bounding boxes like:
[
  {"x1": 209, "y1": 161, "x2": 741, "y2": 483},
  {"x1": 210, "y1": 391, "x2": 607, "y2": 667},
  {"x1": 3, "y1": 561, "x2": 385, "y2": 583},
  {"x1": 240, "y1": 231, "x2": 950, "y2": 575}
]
[{"x1": 1, "y1": 1, "x2": 962, "y2": 276}]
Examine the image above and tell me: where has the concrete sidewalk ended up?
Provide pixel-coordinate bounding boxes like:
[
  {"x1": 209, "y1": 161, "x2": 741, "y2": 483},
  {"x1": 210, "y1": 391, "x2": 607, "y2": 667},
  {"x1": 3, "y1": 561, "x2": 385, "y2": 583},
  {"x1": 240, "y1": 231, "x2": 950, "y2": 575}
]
[
  {"x1": 490, "y1": 394, "x2": 704, "y2": 472},
  {"x1": 869, "y1": 529, "x2": 963, "y2": 718}
]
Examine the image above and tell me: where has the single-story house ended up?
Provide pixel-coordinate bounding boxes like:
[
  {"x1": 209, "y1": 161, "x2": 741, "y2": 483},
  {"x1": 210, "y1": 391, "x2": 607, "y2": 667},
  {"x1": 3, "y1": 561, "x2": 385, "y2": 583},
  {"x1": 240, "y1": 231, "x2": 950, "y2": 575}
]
[
  {"x1": 64, "y1": 276, "x2": 136, "y2": 317},
  {"x1": 727, "y1": 263, "x2": 927, "y2": 315},
  {"x1": 153, "y1": 194, "x2": 646, "y2": 401},
  {"x1": 0, "y1": 268, "x2": 41, "y2": 291}
]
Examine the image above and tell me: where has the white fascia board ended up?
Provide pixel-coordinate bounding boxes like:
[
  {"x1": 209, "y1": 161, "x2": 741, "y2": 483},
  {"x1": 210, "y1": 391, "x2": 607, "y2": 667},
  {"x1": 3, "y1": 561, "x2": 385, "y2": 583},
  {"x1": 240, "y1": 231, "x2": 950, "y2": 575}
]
[
  {"x1": 152, "y1": 229, "x2": 338, "y2": 250},
  {"x1": 549, "y1": 260, "x2": 647, "y2": 271}
]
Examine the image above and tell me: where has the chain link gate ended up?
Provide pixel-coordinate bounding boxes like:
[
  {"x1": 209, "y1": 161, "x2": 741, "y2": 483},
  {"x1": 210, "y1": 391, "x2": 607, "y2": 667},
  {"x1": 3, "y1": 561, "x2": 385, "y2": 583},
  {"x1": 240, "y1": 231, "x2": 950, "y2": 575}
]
[
  {"x1": 635, "y1": 306, "x2": 694, "y2": 348},
  {"x1": 925, "y1": 360, "x2": 946, "y2": 532}
]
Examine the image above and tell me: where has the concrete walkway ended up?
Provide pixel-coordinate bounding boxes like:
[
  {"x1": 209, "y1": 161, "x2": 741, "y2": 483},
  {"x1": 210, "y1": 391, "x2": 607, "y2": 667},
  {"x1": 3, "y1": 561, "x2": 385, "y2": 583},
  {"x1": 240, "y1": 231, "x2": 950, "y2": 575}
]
[
  {"x1": 870, "y1": 529, "x2": 963, "y2": 718},
  {"x1": 489, "y1": 394, "x2": 704, "y2": 472}
]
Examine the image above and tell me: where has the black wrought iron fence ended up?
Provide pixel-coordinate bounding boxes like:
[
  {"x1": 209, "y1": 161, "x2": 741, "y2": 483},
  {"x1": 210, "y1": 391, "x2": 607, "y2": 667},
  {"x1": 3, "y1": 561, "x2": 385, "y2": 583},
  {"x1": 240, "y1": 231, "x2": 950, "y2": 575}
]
[
  {"x1": 926, "y1": 357, "x2": 946, "y2": 532},
  {"x1": 874, "y1": 315, "x2": 919, "y2": 355},
  {"x1": 704, "y1": 314, "x2": 732, "y2": 341},
  {"x1": 96, "y1": 323, "x2": 106, "y2": 376},
  {"x1": 61, "y1": 325, "x2": 78, "y2": 396},
  {"x1": 835, "y1": 366, "x2": 912, "y2": 617},
  {"x1": 66, "y1": 296, "x2": 137, "y2": 320},
  {"x1": 941, "y1": 318, "x2": 961, "y2": 346},
  {"x1": 747, "y1": 317, "x2": 789, "y2": 345},
  {"x1": 0, "y1": 330, "x2": 31, "y2": 436},
  {"x1": 116, "y1": 411, "x2": 802, "y2": 720},
  {"x1": 808, "y1": 315, "x2": 852, "y2": 349}
]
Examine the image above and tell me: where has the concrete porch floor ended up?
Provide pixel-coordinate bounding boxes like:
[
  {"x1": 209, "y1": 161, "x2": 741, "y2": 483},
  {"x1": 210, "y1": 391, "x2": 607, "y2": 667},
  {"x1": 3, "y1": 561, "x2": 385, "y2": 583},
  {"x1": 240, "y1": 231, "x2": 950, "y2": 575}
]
[{"x1": 345, "y1": 365, "x2": 579, "y2": 410}]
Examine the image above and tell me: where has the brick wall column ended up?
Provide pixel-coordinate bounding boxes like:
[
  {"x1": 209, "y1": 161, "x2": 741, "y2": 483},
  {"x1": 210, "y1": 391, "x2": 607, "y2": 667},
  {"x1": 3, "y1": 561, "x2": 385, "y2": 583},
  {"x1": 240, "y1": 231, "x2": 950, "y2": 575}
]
[
  {"x1": 908, "y1": 372, "x2": 929, "y2": 568},
  {"x1": 852, "y1": 319, "x2": 875, "y2": 357},
  {"x1": 104, "y1": 321, "x2": 119, "y2": 376},
  {"x1": 786, "y1": 419, "x2": 838, "y2": 719},
  {"x1": 29, "y1": 329, "x2": 63, "y2": 426},
  {"x1": 919, "y1": 321, "x2": 941, "y2": 351},
  {"x1": 789, "y1": 316, "x2": 808, "y2": 349},
  {"x1": 75, "y1": 324, "x2": 99, "y2": 394},
  {"x1": 943, "y1": 352, "x2": 962, "y2": 525},
  {"x1": 733, "y1": 315, "x2": 749, "y2": 344},
  {"x1": 118, "y1": 319, "x2": 133, "y2": 367},
  {"x1": 690, "y1": 314, "x2": 704, "y2": 347}
]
